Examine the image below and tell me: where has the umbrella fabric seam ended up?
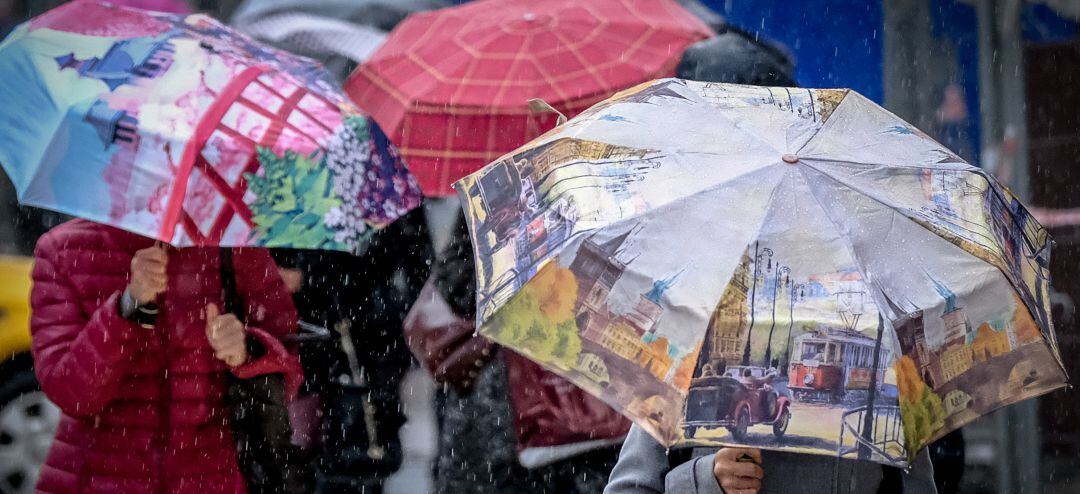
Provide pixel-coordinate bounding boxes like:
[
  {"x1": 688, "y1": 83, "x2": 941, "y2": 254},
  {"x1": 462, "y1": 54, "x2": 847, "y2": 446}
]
[{"x1": 794, "y1": 88, "x2": 853, "y2": 156}]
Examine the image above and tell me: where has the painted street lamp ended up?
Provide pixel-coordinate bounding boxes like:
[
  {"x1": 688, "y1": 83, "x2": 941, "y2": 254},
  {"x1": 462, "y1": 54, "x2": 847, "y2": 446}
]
[
  {"x1": 741, "y1": 242, "x2": 773, "y2": 365},
  {"x1": 783, "y1": 280, "x2": 807, "y2": 376},
  {"x1": 763, "y1": 265, "x2": 790, "y2": 368}
]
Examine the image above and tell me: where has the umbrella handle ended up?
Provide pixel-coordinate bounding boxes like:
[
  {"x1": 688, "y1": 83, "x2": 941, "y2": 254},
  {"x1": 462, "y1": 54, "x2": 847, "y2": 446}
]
[{"x1": 136, "y1": 241, "x2": 171, "y2": 322}]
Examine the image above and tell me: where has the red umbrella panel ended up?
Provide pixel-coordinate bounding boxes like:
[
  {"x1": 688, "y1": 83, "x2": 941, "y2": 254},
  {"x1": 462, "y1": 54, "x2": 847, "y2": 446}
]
[{"x1": 346, "y1": 0, "x2": 712, "y2": 196}]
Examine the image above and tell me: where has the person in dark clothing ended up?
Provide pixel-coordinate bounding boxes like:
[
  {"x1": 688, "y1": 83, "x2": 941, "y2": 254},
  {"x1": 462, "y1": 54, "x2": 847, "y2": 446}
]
[
  {"x1": 676, "y1": 28, "x2": 797, "y2": 87},
  {"x1": 425, "y1": 213, "x2": 622, "y2": 494},
  {"x1": 928, "y1": 430, "x2": 965, "y2": 494},
  {"x1": 273, "y1": 207, "x2": 433, "y2": 494}
]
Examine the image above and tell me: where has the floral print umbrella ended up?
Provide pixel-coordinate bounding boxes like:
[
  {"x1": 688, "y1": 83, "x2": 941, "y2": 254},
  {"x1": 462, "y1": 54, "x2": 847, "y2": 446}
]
[
  {"x1": 456, "y1": 78, "x2": 1068, "y2": 466},
  {"x1": 0, "y1": 0, "x2": 420, "y2": 252}
]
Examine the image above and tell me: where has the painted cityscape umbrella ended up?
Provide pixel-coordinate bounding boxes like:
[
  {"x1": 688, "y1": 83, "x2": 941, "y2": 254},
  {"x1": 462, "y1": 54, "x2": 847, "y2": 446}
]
[
  {"x1": 345, "y1": 0, "x2": 712, "y2": 196},
  {"x1": 455, "y1": 78, "x2": 1068, "y2": 466},
  {"x1": 0, "y1": 0, "x2": 421, "y2": 253}
]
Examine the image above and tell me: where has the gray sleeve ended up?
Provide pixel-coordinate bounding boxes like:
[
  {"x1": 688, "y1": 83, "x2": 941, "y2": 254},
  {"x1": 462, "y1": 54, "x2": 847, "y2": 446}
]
[
  {"x1": 604, "y1": 425, "x2": 668, "y2": 494},
  {"x1": 901, "y1": 449, "x2": 938, "y2": 494},
  {"x1": 665, "y1": 454, "x2": 724, "y2": 494},
  {"x1": 604, "y1": 424, "x2": 723, "y2": 494}
]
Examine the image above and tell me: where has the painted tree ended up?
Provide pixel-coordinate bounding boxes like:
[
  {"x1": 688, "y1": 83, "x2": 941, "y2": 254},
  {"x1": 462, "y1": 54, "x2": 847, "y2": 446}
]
[
  {"x1": 487, "y1": 264, "x2": 583, "y2": 370},
  {"x1": 246, "y1": 147, "x2": 343, "y2": 249},
  {"x1": 895, "y1": 355, "x2": 946, "y2": 453}
]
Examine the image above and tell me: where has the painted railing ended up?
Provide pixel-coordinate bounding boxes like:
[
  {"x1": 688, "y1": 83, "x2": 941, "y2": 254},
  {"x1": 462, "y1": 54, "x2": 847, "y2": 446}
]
[{"x1": 838, "y1": 404, "x2": 907, "y2": 464}]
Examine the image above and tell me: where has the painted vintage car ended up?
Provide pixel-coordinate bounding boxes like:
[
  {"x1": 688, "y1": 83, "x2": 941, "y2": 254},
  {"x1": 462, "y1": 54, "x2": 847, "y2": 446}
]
[{"x1": 683, "y1": 366, "x2": 791, "y2": 441}]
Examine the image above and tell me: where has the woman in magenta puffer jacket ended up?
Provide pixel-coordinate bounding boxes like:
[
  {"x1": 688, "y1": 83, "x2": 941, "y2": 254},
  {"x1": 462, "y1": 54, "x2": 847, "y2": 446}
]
[{"x1": 30, "y1": 219, "x2": 300, "y2": 494}]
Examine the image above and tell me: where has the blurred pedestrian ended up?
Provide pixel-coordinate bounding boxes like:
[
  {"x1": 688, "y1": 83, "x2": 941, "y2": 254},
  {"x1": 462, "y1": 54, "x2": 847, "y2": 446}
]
[
  {"x1": 229, "y1": 3, "x2": 441, "y2": 490},
  {"x1": 230, "y1": 0, "x2": 448, "y2": 80},
  {"x1": 271, "y1": 207, "x2": 432, "y2": 494},
  {"x1": 0, "y1": 0, "x2": 24, "y2": 39},
  {"x1": 405, "y1": 213, "x2": 628, "y2": 494},
  {"x1": 676, "y1": 23, "x2": 796, "y2": 87},
  {"x1": 29, "y1": 219, "x2": 301, "y2": 494}
]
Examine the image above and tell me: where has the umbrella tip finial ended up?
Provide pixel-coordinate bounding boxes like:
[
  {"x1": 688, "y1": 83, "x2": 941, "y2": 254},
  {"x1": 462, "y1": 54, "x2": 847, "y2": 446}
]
[
  {"x1": 782, "y1": 154, "x2": 799, "y2": 164},
  {"x1": 528, "y1": 98, "x2": 567, "y2": 126}
]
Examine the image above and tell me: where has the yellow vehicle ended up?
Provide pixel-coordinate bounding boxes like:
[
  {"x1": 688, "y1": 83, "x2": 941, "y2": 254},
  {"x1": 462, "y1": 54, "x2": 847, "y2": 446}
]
[
  {"x1": 0, "y1": 255, "x2": 59, "y2": 494},
  {"x1": 0, "y1": 255, "x2": 32, "y2": 362}
]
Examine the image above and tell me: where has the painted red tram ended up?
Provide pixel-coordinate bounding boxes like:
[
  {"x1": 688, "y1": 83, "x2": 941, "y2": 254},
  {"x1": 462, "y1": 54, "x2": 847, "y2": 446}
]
[{"x1": 788, "y1": 327, "x2": 888, "y2": 403}]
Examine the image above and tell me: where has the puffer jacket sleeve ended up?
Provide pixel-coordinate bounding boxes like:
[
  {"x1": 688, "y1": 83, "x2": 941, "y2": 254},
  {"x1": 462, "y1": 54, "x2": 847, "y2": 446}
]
[
  {"x1": 30, "y1": 235, "x2": 144, "y2": 417},
  {"x1": 228, "y1": 247, "x2": 302, "y2": 397}
]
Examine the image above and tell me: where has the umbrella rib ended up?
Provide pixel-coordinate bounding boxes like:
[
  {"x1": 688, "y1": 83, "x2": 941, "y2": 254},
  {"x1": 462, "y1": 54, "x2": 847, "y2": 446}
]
[
  {"x1": 796, "y1": 155, "x2": 970, "y2": 173},
  {"x1": 797, "y1": 162, "x2": 1044, "y2": 327},
  {"x1": 801, "y1": 158, "x2": 1040, "y2": 248},
  {"x1": 789, "y1": 88, "x2": 858, "y2": 155},
  {"x1": 792, "y1": 164, "x2": 887, "y2": 318},
  {"x1": 798, "y1": 160, "x2": 1001, "y2": 253},
  {"x1": 491, "y1": 27, "x2": 535, "y2": 108}
]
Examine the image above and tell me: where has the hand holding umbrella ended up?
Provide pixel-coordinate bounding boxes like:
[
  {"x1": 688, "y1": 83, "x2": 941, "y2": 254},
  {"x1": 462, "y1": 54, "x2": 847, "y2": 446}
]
[
  {"x1": 128, "y1": 244, "x2": 168, "y2": 306},
  {"x1": 714, "y1": 447, "x2": 764, "y2": 494}
]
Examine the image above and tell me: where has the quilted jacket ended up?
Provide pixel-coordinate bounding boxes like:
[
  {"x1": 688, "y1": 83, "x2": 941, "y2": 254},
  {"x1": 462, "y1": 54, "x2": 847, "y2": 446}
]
[{"x1": 30, "y1": 220, "x2": 299, "y2": 494}]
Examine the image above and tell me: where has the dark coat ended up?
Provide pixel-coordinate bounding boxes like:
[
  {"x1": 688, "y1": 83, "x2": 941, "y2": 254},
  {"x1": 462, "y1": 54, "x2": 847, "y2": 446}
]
[{"x1": 676, "y1": 27, "x2": 798, "y2": 87}]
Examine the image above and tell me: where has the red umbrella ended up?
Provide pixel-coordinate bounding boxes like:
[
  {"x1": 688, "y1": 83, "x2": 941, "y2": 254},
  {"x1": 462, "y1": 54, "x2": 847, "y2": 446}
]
[{"x1": 345, "y1": 0, "x2": 712, "y2": 196}]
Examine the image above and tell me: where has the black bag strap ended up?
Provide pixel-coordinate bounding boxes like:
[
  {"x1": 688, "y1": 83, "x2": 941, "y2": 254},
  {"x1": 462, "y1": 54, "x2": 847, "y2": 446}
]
[
  {"x1": 221, "y1": 247, "x2": 309, "y2": 493},
  {"x1": 219, "y1": 248, "x2": 244, "y2": 323}
]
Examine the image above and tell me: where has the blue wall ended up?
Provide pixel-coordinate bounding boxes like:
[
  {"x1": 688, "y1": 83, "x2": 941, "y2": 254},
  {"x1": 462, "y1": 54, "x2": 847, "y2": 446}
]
[
  {"x1": 706, "y1": 0, "x2": 884, "y2": 102},
  {"x1": 711, "y1": 0, "x2": 983, "y2": 159},
  {"x1": 930, "y1": 0, "x2": 980, "y2": 162}
]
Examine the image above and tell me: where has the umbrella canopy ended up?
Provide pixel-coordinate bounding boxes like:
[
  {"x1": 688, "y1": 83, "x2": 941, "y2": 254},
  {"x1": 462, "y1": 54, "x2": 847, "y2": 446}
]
[
  {"x1": 106, "y1": 0, "x2": 191, "y2": 14},
  {"x1": 231, "y1": 0, "x2": 450, "y2": 33},
  {"x1": 345, "y1": 0, "x2": 712, "y2": 197},
  {"x1": 676, "y1": 28, "x2": 797, "y2": 86},
  {"x1": 231, "y1": 13, "x2": 388, "y2": 72},
  {"x1": 229, "y1": 0, "x2": 450, "y2": 79},
  {"x1": 455, "y1": 78, "x2": 1067, "y2": 466},
  {"x1": 0, "y1": 0, "x2": 420, "y2": 253}
]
